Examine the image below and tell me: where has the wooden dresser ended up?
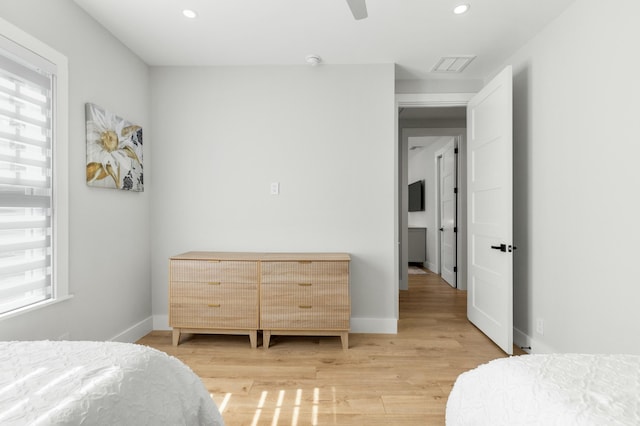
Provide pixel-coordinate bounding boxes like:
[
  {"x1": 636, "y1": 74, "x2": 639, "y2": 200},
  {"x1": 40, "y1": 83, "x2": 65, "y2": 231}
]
[
  {"x1": 169, "y1": 252, "x2": 350, "y2": 349},
  {"x1": 260, "y1": 253, "x2": 351, "y2": 350},
  {"x1": 169, "y1": 252, "x2": 261, "y2": 348}
]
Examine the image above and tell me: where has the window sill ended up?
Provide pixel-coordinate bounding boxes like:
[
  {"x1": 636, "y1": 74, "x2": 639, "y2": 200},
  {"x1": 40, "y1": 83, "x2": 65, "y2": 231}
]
[{"x1": 0, "y1": 295, "x2": 74, "y2": 322}]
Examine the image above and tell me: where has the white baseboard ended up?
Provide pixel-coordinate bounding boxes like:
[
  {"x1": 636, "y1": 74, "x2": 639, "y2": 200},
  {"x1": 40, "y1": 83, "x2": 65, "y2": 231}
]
[
  {"x1": 350, "y1": 317, "x2": 397, "y2": 334},
  {"x1": 126, "y1": 318, "x2": 556, "y2": 349},
  {"x1": 513, "y1": 327, "x2": 556, "y2": 354},
  {"x1": 513, "y1": 327, "x2": 532, "y2": 353},
  {"x1": 110, "y1": 317, "x2": 153, "y2": 343},
  {"x1": 151, "y1": 315, "x2": 397, "y2": 334}
]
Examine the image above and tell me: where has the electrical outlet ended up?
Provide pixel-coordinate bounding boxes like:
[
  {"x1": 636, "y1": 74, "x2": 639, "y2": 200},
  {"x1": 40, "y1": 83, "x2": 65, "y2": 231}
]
[
  {"x1": 536, "y1": 319, "x2": 544, "y2": 335},
  {"x1": 270, "y1": 182, "x2": 280, "y2": 195}
]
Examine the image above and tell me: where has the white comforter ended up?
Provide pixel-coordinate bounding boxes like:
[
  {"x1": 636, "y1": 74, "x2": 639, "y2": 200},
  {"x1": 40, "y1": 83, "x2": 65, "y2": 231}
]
[
  {"x1": 446, "y1": 354, "x2": 640, "y2": 426},
  {"x1": 0, "y1": 341, "x2": 224, "y2": 425}
]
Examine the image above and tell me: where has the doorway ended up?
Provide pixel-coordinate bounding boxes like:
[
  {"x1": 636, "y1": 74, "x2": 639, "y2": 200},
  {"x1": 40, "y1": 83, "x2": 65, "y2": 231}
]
[
  {"x1": 397, "y1": 105, "x2": 468, "y2": 295},
  {"x1": 395, "y1": 67, "x2": 514, "y2": 354}
]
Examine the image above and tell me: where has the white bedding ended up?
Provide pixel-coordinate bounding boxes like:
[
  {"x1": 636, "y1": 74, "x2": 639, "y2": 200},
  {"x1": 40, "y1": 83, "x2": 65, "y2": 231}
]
[
  {"x1": 446, "y1": 354, "x2": 640, "y2": 426},
  {"x1": 0, "y1": 341, "x2": 224, "y2": 425}
]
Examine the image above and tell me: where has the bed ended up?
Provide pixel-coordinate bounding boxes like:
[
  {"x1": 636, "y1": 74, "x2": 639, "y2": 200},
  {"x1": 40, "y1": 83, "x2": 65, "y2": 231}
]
[
  {"x1": 446, "y1": 354, "x2": 640, "y2": 425},
  {"x1": 0, "y1": 340, "x2": 224, "y2": 425}
]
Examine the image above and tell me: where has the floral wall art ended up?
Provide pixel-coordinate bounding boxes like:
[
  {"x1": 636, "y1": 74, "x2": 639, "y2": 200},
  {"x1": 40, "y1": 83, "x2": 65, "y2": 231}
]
[{"x1": 85, "y1": 103, "x2": 143, "y2": 191}]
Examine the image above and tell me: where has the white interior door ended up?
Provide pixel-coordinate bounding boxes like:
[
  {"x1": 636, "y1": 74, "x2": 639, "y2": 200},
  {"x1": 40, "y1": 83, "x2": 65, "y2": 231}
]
[
  {"x1": 439, "y1": 140, "x2": 456, "y2": 287},
  {"x1": 467, "y1": 66, "x2": 514, "y2": 355}
]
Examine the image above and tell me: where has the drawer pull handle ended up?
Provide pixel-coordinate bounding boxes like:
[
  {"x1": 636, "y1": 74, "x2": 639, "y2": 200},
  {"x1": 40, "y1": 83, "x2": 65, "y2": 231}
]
[
  {"x1": 298, "y1": 283, "x2": 312, "y2": 287},
  {"x1": 208, "y1": 260, "x2": 220, "y2": 263},
  {"x1": 299, "y1": 305, "x2": 312, "y2": 309},
  {"x1": 208, "y1": 303, "x2": 221, "y2": 308},
  {"x1": 208, "y1": 282, "x2": 221, "y2": 285},
  {"x1": 298, "y1": 260, "x2": 312, "y2": 264}
]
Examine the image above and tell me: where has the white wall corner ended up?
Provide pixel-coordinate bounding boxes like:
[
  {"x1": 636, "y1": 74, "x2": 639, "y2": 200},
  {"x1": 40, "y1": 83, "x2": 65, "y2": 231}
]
[
  {"x1": 513, "y1": 327, "x2": 557, "y2": 354},
  {"x1": 350, "y1": 317, "x2": 398, "y2": 334},
  {"x1": 153, "y1": 314, "x2": 171, "y2": 331},
  {"x1": 110, "y1": 317, "x2": 153, "y2": 343}
]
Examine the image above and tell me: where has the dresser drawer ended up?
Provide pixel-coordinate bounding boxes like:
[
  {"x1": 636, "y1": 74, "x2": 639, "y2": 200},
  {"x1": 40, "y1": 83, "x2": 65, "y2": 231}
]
[
  {"x1": 260, "y1": 303, "x2": 350, "y2": 329},
  {"x1": 170, "y1": 260, "x2": 258, "y2": 283},
  {"x1": 170, "y1": 282, "x2": 258, "y2": 329},
  {"x1": 170, "y1": 281, "x2": 258, "y2": 300},
  {"x1": 261, "y1": 261, "x2": 349, "y2": 285},
  {"x1": 260, "y1": 281, "x2": 349, "y2": 330}
]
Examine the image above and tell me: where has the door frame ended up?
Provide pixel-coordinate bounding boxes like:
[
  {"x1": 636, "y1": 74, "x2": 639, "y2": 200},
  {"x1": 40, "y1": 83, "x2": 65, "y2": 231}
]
[{"x1": 394, "y1": 93, "x2": 474, "y2": 318}]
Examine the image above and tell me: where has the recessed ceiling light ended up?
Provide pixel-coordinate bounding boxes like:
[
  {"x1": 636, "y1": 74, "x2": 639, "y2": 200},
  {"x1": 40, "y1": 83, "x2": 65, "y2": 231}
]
[
  {"x1": 453, "y1": 4, "x2": 470, "y2": 15},
  {"x1": 305, "y1": 55, "x2": 322, "y2": 66},
  {"x1": 182, "y1": 9, "x2": 198, "y2": 19}
]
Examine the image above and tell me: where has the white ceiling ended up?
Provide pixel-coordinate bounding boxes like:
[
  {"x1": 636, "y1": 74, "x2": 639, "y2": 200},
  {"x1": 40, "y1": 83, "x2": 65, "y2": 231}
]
[{"x1": 73, "y1": 0, "x2": 575, "y2": 81}]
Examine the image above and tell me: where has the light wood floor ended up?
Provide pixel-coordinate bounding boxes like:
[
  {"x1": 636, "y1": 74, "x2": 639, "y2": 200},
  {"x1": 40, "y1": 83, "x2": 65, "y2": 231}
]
[{"x1": 138, "y1": 269, "x2": 520, "y2": 425}]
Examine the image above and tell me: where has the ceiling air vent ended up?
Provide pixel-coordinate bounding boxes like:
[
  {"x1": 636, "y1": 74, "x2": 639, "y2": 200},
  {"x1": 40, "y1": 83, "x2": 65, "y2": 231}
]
[{"x1": 432, "y1": 56, "x2": 476, "y2": 73}]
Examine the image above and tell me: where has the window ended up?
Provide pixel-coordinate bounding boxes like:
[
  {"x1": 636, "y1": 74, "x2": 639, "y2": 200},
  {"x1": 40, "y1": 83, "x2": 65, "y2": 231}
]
[{"x1": 0, "y1": 21, "x2": 69, "y2": 318}]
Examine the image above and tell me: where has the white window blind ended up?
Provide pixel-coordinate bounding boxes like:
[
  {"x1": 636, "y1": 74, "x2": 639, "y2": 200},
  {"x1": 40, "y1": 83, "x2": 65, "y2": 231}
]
[{"x1": 0, "y1": 45, "x2": 54, "y2": 315}]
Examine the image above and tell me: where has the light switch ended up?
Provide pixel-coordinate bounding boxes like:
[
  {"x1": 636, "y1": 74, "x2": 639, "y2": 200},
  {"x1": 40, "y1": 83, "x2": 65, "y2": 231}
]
[{"x1": 270, "y1": 182, "x2": 280, "y2": 195}]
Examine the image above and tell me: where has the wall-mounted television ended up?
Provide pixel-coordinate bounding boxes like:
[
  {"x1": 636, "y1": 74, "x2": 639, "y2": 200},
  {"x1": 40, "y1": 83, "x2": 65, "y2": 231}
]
[{"x1": 408, "y1": 180, "x2": 424, "y2": 212}]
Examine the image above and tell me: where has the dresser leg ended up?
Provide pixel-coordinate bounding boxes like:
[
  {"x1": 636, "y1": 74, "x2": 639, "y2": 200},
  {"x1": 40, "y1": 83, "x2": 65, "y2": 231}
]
[
  {"x1": 263, "y1": 331, "x2": 272, "y2": 349},
  {"x1": 249, "y1": 331, "x2": 258, "y2": 349},
  {"x1": 340, "y1": 332, "x2": 349, "y2": 350},
  {"x1": 172, "y1": 329, "x2": 181, "y2": 346}
]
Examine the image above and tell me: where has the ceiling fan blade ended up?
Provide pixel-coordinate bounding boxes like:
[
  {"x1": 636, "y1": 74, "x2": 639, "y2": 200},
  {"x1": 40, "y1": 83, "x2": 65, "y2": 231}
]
[{"x1": 346, "y1": 0, "x2": 368, "y2": 20}]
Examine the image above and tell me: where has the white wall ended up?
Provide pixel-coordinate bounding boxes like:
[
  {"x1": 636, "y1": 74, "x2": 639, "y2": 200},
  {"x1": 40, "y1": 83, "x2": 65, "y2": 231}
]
[
  {"x1": 150, "y1": 65, "x2": 397, "y2": 333},
  {"x1": 504, "y1": 0, "x2": 640, "y2": 354},
  {"x1": 0, "y1": 0, "x2": 151, "y2": 342},
  {"x1": 396, "y1": 78, "x2": 483, "y2": 94}
]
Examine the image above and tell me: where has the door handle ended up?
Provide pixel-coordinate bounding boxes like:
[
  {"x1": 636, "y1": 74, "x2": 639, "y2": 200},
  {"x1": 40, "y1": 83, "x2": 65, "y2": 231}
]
[
  {"x1": 491, "y1": 244, "x2": 517, "y2": 253},
  {"x1": 439, "y1": 227, "x2": 444, "y2": 231}
]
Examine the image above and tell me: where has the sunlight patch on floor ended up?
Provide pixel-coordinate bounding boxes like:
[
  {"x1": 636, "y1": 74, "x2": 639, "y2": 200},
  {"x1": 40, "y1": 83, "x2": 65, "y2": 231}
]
[
  {"x1": 214, "y1": 386, "x2": 328, "y2": 426},
  {"x1": 215, "y1": 392, "x2": 232, "y2": 413}
]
